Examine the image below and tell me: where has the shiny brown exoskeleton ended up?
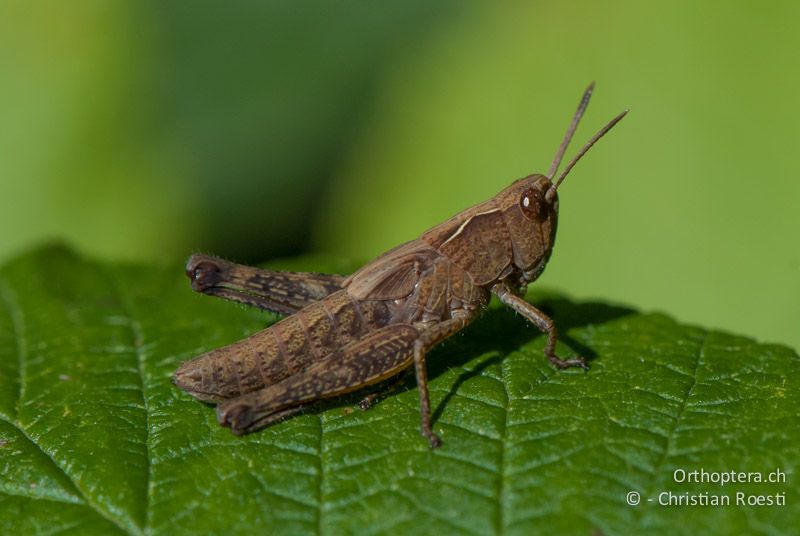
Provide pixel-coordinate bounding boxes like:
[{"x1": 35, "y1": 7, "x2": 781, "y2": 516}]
[{"x1": 173, "y1": 84, "x2": 627, "y2": 447}]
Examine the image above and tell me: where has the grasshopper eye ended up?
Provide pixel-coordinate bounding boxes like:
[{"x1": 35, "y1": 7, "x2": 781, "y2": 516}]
[{"x1": 520, "y1": 188, "x2": 545, "y2": 220}]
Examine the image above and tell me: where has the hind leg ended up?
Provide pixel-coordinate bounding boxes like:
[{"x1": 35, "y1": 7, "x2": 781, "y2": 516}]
[
  {"x1": 217, "y1": 324, "x2": 420, "y2": 434},
  {"x1": 186, "y1": 254, "x2": 345, "y2": 314}
]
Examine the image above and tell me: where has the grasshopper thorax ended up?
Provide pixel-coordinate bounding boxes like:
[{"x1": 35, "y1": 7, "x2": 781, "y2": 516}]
[{"x1": 419, "y1": 173, "x2": 558, "y2": 287}]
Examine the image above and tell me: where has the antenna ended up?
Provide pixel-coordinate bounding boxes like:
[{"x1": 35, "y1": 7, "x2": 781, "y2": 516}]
[
  {"x1": 547, "y1": 82, "x2": 595, "y2": 179},
  {"x1": 545, "y1": 109, "x2": 628, "y2": 203}
]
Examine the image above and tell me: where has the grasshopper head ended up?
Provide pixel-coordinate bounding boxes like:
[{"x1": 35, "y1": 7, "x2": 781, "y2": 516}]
[
  {"x1": 499, "y1": 84, "x2": 627, "y2": 284},
  {"x1": 492, "y1": 174, "x2": 560, "y2": 278}
]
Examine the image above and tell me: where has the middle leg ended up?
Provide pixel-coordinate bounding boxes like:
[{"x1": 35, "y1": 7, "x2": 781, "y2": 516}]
[{"x1": 411, "y1": 311, "x2": 477, "y2": 448}]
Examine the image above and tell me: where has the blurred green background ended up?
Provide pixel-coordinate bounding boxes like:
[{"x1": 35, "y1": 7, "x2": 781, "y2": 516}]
[{"x1": 1, "y1": 1, "x2": 798, "y2": 349}]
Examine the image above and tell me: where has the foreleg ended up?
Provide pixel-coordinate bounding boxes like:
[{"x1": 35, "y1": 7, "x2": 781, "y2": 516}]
[{"x1": 493, "y1": 284, "x2": 588, "y2": 370}]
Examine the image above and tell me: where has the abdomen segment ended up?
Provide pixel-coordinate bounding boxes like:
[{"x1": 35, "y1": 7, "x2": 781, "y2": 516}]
[{"x1": 173, "y1": 290, "x2": 387, "y2": 402}]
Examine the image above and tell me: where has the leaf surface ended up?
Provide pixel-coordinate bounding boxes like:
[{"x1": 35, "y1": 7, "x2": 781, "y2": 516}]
[{"x1": 0, "y1": 246, "x2": 797, "y2": 535}]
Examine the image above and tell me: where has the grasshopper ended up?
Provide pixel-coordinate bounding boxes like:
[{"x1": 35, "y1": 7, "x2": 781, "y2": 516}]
[{"x1": 174, "y1": 84, "x2": 626, "y2": 447}]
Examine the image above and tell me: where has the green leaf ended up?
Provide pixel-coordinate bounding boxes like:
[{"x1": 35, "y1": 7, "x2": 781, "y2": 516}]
[{"x1": 0, "y1": 245, "x2": 797, "y2": 535}]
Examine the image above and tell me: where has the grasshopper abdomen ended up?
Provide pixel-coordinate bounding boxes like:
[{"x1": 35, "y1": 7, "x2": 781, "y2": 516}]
[{"x1": 174, "y1": 290, "x2": 391, "y2": 402}]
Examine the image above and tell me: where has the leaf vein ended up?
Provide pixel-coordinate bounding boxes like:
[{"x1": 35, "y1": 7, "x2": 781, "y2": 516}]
[
  {"x1": 0, "y1": 413, "x2": 136, "y2": 535},
  {"x1": 0, "y1": 277, "x2": 26, "y2": 420},
  {"x1": 643, "y1": 331, "x2": 708, "y2": 495},
  {"x1": 107, "y1": 277, "x2": 152, "y2": 534}
]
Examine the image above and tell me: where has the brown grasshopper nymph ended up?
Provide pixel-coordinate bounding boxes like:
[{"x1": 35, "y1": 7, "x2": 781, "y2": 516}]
[{"x1": 173, "y1": 83, "x2": 627, "y2": 447}]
